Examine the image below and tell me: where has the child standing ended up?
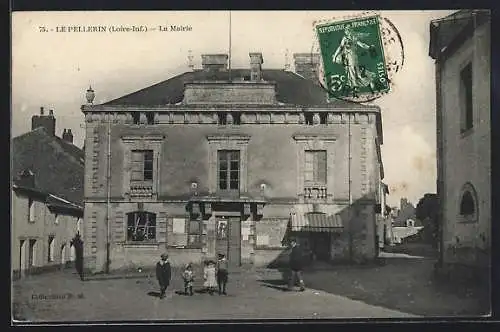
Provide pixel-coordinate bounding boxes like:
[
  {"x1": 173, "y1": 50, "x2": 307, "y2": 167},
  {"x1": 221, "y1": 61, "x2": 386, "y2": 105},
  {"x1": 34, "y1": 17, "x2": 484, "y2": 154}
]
[
  {"x1": 182, "y1": 263, "x2": 195, "y2": 296},
  {"x1": 216, "y1": 253, "x2": 229, "y2": 295},
  {"x1": 203, "y1": 260, "x2": 217, "y2": 295}
]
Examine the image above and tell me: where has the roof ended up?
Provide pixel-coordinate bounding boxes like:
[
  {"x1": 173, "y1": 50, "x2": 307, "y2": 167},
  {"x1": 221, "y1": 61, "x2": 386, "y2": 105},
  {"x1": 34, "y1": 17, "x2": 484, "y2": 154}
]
[
  {"x1": 12, "y1": 183, "x2": 83, "y2": 217},
  {"x1": 12, "y1": 127, "x2": 85, "y2": 205},
  {"x1": 429, "y1": 9, "x2": 491, "y2": 60},
  {"x1": 100, "y1": 69, "x2": 371, "y2": 109}
]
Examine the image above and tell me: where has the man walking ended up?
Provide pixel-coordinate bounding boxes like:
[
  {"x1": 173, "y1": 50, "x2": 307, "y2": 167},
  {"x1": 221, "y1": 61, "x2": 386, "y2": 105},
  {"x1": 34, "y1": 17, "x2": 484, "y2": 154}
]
[
  {"x1": 288, "y1": 239, "x2": 305, "y2": 292},
  {"x1": 156, "y1": 253, "x2": 171, "y2": 299}
]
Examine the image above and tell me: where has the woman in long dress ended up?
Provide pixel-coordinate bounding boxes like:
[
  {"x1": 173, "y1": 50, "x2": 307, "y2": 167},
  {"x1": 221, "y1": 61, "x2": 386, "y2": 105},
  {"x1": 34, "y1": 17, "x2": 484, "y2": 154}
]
[{"x1": 332, "y1": 26, "x2": 377, "y2": 92}]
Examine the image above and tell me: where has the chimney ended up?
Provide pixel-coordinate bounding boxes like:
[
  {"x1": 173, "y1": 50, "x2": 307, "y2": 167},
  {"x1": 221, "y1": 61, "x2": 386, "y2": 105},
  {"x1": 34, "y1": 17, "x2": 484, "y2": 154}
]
[
  {"x1": 249, "y1": 52, "x2": 263, "y2": 81},
  {"x1": 31, "y1": 106, "x2": 56, "y2": 136},
  {"x1": 62, "y1": 128, "x2": 74, "y2": 144},
  {"x1": 17, "y1": 169, "x2": 35, "y2": 188},
  {"x1": 293, "y1": 53, "x2": 321, "y2": 85},
  {"x1": 201, "y1": 54, "x2": 228, "y2": 72}
]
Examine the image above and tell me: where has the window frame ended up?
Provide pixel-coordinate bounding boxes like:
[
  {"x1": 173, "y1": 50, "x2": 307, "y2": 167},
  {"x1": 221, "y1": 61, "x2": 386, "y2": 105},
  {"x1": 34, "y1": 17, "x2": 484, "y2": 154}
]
[
  {"x1": 304, "y1": 150, "x2": 327, "y2": 185},
  {"x1": 122, "y1": 135, "x2": 164, "y2": 199},
  {"x1": 207, "y1": 134, "x2": 250, "y2": 195},
  {"x1": 217, "y1": 150, "x2": 241, "y2": 192},
  {"x1": 458, "y1": 182, "x2": 478, "y2": 223},
  {"x1": 459, "y1": 61, "x2": 474, "y2": 134},
  {"x1": 126, "y1": 211, "x2": 158, "y2": 243}
]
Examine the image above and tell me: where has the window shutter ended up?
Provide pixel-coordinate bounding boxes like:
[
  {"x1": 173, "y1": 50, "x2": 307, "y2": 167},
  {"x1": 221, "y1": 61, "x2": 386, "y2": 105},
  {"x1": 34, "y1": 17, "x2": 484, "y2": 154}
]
[
  {"x1": 157, "y1": 212, "x2": 167, "y2": 243},
  {"x1": 316, "y1": 151, "x2": 327, "y2": 184}
]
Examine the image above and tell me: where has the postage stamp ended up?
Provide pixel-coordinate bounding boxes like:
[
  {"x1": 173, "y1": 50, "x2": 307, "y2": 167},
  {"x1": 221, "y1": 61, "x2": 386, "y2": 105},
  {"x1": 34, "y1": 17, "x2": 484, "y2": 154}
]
[{"x1": 315, "y1": 15, "x2": 396, "y2": 102}]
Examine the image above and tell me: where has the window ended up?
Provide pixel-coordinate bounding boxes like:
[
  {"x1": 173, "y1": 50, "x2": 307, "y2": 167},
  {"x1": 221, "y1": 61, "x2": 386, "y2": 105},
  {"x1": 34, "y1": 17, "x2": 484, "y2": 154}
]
[
  {"x1": 305, "y1": 113, "x2": 314, "y2": 125},
  {"x1": 132, "y1": 112, "x2": 140, "y2": 125},
  {"x1": 460, "y1": 62, "x2": 473, "y2": 133},
  {"x1": 28, "y1": 239, "x2": 36, "y2": 267},
  {"x1": 48, "y1": 236, "x2": 55, "y2": 262},
  {"x1": 187, "y1": 219, "x2": 202, "y2": 246},
  {"x1": 76, "y1": 218, "x2": 82, "y2": 233},
  {"x1": 127, "y1": 211, "x2": 157, "y2": 242},
  {"x1": 217, "y1": 219, "x2": 228, "y2": 240},
  {"x1": 218, "y1": 150, "x2": 240, "y2": 191},
  {"x1": 131, "y1": 150, "x2": 154, "y2": 181},
  {"x1": 304, "y1": 150, "x2": 327, "y2": 184},
  {"x1": 459, "y1": 183, "x2": 478, "y2": 222},
  {"x1": 460, "y1": 191, "x2": 475, "y2": 216},
  {"x1": 28, "y1": 198, "x2": 35, "y2": 222}
]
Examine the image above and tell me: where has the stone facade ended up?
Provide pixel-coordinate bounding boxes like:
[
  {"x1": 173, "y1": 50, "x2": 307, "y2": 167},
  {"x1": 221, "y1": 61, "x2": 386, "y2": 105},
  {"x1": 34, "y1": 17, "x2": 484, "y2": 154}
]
[
  {"x1": 11, "y1": 187, "x2": 82, "y2": 279},
  {"x1": 81, "y1": 53, "x2": 385, "y2": 273},
  {"x1": 430, "y1": 11, "x2": 491, "y2": 274}
]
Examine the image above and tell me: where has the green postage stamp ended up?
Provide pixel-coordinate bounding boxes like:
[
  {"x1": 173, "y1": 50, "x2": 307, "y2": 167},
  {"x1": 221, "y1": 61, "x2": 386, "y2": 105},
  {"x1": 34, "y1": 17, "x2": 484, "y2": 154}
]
[{"x1": 316, "y1": 15, "x2": 390, "y2": 100}]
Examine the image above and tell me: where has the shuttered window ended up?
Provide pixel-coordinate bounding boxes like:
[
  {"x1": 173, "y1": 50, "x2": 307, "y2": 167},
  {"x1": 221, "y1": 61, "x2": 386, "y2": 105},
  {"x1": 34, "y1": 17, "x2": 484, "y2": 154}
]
[{"x1": 218, "y1": 150, "x2": 240, "y2": 191}]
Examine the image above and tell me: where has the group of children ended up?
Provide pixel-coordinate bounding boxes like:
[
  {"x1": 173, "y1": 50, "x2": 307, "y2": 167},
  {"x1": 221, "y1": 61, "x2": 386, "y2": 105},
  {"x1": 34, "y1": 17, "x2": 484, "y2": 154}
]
[{"x1": 180, "y1": 253, "x2": 229, "y2": 296}]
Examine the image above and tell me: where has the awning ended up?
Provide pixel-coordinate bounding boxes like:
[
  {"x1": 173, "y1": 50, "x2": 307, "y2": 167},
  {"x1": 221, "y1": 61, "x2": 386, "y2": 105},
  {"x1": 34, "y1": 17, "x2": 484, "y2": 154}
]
[{"x1": 290, "y1": 212, "x2": 343, "y2": 232}]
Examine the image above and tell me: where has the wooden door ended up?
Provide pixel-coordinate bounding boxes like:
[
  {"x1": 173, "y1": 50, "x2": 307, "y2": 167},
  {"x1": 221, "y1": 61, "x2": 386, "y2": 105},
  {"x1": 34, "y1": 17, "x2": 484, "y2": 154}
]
[{"x1": 227, "y1": 217, "x2": 241, "y2": 268}]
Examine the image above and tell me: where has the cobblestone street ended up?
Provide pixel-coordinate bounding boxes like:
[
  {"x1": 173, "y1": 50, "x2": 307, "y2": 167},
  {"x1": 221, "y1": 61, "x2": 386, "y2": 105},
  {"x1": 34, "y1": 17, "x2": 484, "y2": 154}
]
[{"x1": 12, "y1": 268, "x2": 416, "y2": 322}]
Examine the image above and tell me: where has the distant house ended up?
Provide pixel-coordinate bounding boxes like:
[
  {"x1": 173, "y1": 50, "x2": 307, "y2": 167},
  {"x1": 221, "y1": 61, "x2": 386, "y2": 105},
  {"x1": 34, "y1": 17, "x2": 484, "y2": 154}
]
[
  {"x1": 429, "y1": 10, "x2": 491, "y2": 277},
  {"x1": 11, "y1": 108, "x2": 84, "y2": 279}
]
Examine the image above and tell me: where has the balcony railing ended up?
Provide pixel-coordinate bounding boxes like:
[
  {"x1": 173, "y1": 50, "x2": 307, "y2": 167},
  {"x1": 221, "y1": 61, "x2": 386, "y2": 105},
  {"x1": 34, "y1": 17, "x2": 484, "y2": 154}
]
[
  {"x1": 130, "y1": 182, "x2": 154, "y2": 197},
  {"x1": 304, "y1": 184, "x2": 327, "y2": 199}
]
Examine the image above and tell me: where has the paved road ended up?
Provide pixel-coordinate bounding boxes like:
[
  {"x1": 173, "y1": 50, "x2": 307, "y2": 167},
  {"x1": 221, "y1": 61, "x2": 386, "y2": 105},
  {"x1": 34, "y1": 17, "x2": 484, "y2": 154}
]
[{"x1": 13, "y1": 268, "x2": 417, "y2": 322}]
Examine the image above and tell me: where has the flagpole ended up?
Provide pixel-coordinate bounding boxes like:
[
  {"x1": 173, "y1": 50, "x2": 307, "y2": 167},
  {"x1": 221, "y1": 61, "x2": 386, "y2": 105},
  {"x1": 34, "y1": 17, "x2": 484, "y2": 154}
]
[{"x1": 229, "y1": 10, "x2": 232, "y2": 82}]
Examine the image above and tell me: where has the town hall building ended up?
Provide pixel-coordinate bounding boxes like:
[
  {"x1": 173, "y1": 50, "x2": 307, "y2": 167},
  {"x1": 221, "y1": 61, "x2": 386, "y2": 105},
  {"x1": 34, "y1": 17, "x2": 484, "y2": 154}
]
[{"x1": 81, "y1": 52, "x2": 385, "y2": 273}]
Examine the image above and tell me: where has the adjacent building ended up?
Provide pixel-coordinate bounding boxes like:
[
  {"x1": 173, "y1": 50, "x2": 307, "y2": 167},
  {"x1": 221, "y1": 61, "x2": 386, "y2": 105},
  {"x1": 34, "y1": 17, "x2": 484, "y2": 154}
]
[
  {"x1": 429, "y1": 10, "x2": 491, "y2": 277},
  {"x1": 81, "y1": 52, "x2": 386, "y2": 273},
  {"x1": 375, "y1": 182, "x2": 392, "y2": 249},
  {"x1": 11, "y1": 108, "x2": 84, "y2": 278}
]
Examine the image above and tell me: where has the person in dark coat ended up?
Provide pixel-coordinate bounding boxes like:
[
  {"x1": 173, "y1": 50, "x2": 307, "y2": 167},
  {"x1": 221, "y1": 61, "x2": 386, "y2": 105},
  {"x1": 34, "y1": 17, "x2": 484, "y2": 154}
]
[
  {"x1": 70, "y1": 232, "x2": 84, "y2": 281},
  {"x1": 288, "y1": 239, "x2": 305, "y2": 291},
  {"x1": 156, "y1": 253, "x2": 172, "y2": 299}
]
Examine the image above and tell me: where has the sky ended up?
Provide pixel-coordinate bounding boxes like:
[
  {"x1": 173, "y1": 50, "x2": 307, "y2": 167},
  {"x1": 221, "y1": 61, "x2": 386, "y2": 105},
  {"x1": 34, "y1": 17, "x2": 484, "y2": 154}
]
[{"x1": 11, "y1": 10, "x2": 454, "y2": 207}]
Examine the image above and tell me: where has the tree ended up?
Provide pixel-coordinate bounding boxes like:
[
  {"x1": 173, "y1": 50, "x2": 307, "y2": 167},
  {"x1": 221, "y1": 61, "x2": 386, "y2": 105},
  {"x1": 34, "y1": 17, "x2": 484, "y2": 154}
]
[{"x1": 416, "y1": 193, "x2": 439, "y2": 247}]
